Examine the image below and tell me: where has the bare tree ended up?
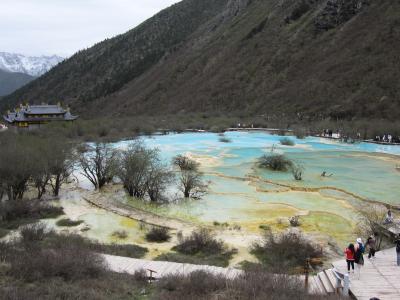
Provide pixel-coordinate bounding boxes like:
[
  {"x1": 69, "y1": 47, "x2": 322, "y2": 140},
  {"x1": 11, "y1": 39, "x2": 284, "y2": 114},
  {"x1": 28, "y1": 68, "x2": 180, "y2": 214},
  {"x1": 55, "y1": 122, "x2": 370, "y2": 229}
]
[
  {"x1": 49, "y1": 139, "x2": 74, "y2": 196},
  {"x1": 356, "y1": 204, "x2": 387, "y2": 250},
  {"x1": 117, "y1": 144, "x2": 155, "y2": 198},
  {"x1": 0, "y1": 134, "x2": 35, "y2": 201},
  {"x1": 78, "y1": 143, "x2": 117, "y2": 190},
  {"x1": 30, "y1": 139, "x2": 53, "y2": 199},
  {"x1": 145, "y1": 160, "x2": 172, "y2": 202},
  {"x1": 31, "y1": 158, "x2": 51, "y2": 199},
  {"x1": 0, "y1": 179, "x2": 5, "y2": 201},
  {"x1": 290, "y1": 163, "x2": 304, "y2": 181},
  {"x1": 116, "y1": 143, "x2": 172, "y2": 202},
  {"x1": 172, "y1": 155, "x2": 207, "y2": 199}
]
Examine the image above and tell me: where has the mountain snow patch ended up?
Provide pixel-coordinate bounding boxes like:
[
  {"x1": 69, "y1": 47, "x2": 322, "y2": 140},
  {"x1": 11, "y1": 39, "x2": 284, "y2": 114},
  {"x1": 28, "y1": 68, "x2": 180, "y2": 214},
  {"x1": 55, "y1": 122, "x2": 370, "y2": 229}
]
[{"x1": 0, "y1": 52, "x2": 64, "y2": 77}]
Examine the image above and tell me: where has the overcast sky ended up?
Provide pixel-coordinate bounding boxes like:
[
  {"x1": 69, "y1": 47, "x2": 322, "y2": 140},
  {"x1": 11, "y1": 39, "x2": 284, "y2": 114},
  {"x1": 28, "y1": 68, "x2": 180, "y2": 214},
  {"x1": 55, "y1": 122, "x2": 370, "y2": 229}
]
[{"x1": 0, "y1": 0, "x2": 180, "y2": 57}]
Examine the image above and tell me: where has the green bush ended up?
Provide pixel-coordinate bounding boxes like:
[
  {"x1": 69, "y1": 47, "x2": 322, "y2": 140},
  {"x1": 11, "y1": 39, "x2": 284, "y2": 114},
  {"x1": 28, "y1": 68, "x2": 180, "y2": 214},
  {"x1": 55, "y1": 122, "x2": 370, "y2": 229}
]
[
  {"x1": 56, "y1": 218, "x2": 84, "y2": 227},
  {"x1": 218, "y1": 136, "x2": 232, "y2": 143},
  {"x1": 258, "y1": 154, "x2": 293, "y2": 171},
  {"x1": 279, "y1": 137, "x2": 295, "y2": 146}
]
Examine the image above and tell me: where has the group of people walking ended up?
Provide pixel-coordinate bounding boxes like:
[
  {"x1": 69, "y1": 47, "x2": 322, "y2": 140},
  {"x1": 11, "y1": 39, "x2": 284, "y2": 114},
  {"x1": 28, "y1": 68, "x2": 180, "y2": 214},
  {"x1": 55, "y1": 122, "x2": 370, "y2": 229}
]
[
  {"x1": 345, "y1": 238, "x2": 366, "y2": 278},
  {"x1": 345, "y1": 234, "x2": 400, "y2": 279}
]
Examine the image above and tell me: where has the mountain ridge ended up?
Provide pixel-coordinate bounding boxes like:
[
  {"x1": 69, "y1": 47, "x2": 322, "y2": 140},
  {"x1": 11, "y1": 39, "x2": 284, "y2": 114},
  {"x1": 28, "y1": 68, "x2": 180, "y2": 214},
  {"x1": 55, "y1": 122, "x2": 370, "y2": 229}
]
[
  {"x1": 2, "y1": 0, "x2": 400, "y2": 121},
  {"x1": 0, "y1": 52, "x2": 63, "y2": 77}
]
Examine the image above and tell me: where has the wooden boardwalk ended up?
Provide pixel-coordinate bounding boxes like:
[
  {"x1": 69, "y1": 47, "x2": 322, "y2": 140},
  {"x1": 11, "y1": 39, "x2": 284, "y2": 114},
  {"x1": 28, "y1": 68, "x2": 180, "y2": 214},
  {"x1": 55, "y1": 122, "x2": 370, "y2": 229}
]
[
  {"x1": 103, "y1": 254, "x2": 327, "y2": 295},
  {"x1": 332, "y1": 247, "x2": 400, "y2": 300},
  {"x1": 103, "y1": 254, "x2": 243, "y2": 279}
]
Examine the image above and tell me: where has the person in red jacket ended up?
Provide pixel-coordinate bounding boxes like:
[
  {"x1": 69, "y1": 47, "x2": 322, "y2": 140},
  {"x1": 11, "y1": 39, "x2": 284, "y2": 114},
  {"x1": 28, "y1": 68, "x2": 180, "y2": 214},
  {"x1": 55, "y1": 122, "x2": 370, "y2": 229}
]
[{"x1": 345, "y1": 243, "x2": 356, "y2": 273}]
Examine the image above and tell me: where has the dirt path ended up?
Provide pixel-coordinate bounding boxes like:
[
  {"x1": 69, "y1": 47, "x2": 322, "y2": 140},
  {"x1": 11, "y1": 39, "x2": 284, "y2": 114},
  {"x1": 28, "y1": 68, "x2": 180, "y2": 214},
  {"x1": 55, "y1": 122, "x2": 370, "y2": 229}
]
[{"x1": 82, "y1": 191, "x2": 195, "y2": 231}]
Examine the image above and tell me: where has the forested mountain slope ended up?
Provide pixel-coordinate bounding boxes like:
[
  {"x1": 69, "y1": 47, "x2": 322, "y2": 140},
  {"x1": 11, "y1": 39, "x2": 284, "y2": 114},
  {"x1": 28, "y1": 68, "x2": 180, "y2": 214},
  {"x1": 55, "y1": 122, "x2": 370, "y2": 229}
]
[
  {"x1": 3, "y1": 0, "x2": 400, "y2": 121},
  {"x1": 0, "y1": 69, "x2": 34, "y2": 96}
]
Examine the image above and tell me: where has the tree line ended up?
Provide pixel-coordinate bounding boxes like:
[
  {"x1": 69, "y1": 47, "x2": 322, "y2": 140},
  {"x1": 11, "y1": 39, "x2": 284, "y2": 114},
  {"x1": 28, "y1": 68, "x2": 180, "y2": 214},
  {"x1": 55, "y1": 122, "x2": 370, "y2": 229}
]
[
  {"x1": 0, "y1": 133, "x2": 207, "y2": 203},
  {"x1": 0, "y1": 133, "x2": 73, "y2": 201},
  {"x1": 78, "y1": 142, "x2": 207, "y2": 202}
]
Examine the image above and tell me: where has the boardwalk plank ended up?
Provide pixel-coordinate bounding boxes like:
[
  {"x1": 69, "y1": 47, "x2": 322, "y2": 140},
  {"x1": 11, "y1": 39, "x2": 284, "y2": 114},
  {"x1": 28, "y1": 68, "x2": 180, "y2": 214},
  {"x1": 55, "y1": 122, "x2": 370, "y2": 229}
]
[{"x1": 332, "y1": 247, "x2": 400, "y2": 300}]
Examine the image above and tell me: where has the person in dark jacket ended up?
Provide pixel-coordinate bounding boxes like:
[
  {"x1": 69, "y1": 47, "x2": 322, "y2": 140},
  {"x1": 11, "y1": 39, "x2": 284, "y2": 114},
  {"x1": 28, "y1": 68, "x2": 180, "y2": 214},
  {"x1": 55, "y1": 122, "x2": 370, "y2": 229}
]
[
  {"x1": 395, "y1": 234, "x2": 400, "y2": 266},
  {"x1": 355, "y1": 238, "x2": 365, "y2": 279},
  {"x1": 367, "y1": 235, "x2": 376, "y2": 259}
]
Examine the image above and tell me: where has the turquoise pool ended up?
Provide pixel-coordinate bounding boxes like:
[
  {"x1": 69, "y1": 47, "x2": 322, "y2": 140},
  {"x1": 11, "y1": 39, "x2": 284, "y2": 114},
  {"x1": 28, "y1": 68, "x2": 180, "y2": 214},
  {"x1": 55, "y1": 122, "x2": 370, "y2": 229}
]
[{"x1": 111, "y1": 132, "x2": 400, "y2": 245}]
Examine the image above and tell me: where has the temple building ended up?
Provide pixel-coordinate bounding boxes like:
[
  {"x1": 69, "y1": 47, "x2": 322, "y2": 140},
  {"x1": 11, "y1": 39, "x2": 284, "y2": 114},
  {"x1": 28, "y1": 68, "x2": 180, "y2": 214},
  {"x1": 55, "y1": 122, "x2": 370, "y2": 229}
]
[{"x1": 3, "y1": 104, "x2": 78, "y2": 129}]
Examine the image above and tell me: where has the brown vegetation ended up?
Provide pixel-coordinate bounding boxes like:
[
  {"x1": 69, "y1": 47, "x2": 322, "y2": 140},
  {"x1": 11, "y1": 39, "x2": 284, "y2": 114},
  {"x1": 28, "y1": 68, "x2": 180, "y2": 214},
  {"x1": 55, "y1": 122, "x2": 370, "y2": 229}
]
[
  {"x1": 145, "y1": 227, "x2": 171, "y2": 243},
  {"x1": 0, "y1": 223, "x2": 149, "y2": 299},
  {"x1": 258, "y1": 154, "x2": 294, "y2": 171},
  {"x1": 157, "y1": 229, "x2": 236, "y2": 267},
  {"x1": 154, "y1": 269, "x2": 339, "y2": 300},
  {"x1": 251, "y1": 230, "x2": 323, "y2": 273}
]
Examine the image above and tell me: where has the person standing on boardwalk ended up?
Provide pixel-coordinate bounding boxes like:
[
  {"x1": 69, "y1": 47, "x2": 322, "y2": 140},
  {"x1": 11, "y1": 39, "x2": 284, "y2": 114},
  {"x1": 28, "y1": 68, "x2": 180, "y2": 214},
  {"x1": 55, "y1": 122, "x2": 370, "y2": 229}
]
[
  {"x1": 345, "y1": 243, "x2": 355, "y2": 273},
  {"x1": 395, "y1": 234, "x2": 400, "y2": 266},
  {"x1": 354, "y1": 238, "x2": 365, "y2": 279},
  {"x1": 366, "y1": 235, "x2": 376, "y2": 259}
]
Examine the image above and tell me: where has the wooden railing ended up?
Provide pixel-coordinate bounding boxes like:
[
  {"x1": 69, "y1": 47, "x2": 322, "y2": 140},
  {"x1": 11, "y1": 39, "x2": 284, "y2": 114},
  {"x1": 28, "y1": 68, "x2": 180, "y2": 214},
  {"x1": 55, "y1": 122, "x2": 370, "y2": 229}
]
[{"x1": 332, "y1": 268, "x2": 350, "y2": 296}]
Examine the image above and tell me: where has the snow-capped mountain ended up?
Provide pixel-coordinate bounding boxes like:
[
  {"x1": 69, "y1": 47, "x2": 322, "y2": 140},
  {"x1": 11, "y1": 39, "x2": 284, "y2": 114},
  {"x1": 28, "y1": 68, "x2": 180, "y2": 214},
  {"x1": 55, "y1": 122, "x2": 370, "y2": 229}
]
[{"x1": 0, "y1": 52, "x2": 64, "y2": 77}]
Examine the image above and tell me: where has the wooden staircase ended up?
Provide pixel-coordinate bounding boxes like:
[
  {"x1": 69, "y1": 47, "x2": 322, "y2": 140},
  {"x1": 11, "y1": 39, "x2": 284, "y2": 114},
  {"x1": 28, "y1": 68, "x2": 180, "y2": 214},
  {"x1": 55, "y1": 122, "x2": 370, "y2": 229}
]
[{"x1": 309, "y1": 268, "x2": 341, "y2": 295}]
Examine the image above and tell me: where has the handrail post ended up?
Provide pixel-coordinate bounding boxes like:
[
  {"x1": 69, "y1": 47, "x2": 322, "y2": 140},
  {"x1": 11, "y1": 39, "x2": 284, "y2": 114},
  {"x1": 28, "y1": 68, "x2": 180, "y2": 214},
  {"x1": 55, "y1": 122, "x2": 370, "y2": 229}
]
[
  {"x1": 304, "y1": 258, "x2": 310, "y2": 289},
  {"x1": 336, "y1": 276, "x2": 341, "y2": 293},
  {"x1": 343, "y1": 274, "x2": 350, "y2": 296}
]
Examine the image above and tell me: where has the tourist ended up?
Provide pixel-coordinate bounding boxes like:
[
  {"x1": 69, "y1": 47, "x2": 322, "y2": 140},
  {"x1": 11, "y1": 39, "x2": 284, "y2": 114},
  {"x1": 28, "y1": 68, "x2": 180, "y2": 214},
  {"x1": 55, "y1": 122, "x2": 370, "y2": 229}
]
[
  {"x1": 321, "y1": 171, "x2": 333, "y2": 177},
  {"x1": 345, "y1": 243, "x2": 355, "y2": 273},
  {"x1": 396, "y1": 234, "x2": 400, "y2": 266},
  {"x1": 366, "y1": 235, "x2": 376, "y2": 259},
  {"x1": 384, "y1": 209, "x2": 394, "y2": 224},
  {"x1": 354, "y1": 238, "x2": 365, "y2": 279}
]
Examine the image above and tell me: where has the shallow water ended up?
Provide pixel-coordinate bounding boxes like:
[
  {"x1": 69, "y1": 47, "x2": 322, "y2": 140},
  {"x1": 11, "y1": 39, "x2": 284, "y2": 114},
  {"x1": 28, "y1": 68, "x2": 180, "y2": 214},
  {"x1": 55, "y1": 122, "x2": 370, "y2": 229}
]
[
  {"x1": 112, "y1": 132, "x2": 400, "y2": 246},
  {"x1": 66, "y1": 132, "x2": 400, "y2": 249}
]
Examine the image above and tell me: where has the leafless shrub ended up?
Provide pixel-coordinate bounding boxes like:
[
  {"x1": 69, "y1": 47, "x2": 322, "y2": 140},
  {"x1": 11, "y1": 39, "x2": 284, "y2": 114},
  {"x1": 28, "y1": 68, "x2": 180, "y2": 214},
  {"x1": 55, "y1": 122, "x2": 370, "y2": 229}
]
[
  {"x1": 258, "y1": 154, "x2": 293, "y2": 171},
  {"x1": 78, "y1": 143, "x2": 118, "y2": 190},
  {"x1": 154, "y1": 269, "x2": 337, "y2": 300},
  {"x1": 251, "y1": 230, "x2": 323, "y2": 272},
  {"x1": 356, "y1": 204, "x2": 387, "y2": 250},
  {"x1": 174, "y1": 228, "x2": 224, "y2": 255},
  {"x1": 145, "y1": 227, "x2": 171, "y2": 243}
]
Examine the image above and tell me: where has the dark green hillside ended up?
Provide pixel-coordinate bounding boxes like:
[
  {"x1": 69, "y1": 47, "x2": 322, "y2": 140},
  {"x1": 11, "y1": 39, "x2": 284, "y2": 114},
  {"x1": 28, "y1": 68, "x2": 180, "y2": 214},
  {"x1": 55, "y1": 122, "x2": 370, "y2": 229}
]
[
  {"x1": 3, "y1": 0, "x2": 400, "y2": 122},
  {"x1": 0, "y1": 69, "x2": 34, "y2": 96}
]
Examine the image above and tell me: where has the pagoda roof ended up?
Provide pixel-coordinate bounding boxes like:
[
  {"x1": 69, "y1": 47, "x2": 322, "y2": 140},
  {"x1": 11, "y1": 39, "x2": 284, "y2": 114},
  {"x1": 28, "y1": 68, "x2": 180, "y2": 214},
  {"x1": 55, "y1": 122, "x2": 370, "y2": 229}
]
[
  {"x1": 24, "y1": 105, "x2": 66, "y2": 115},
  {"x1": 3, "y1": 104, "x2": 78, "y2": 123}
]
